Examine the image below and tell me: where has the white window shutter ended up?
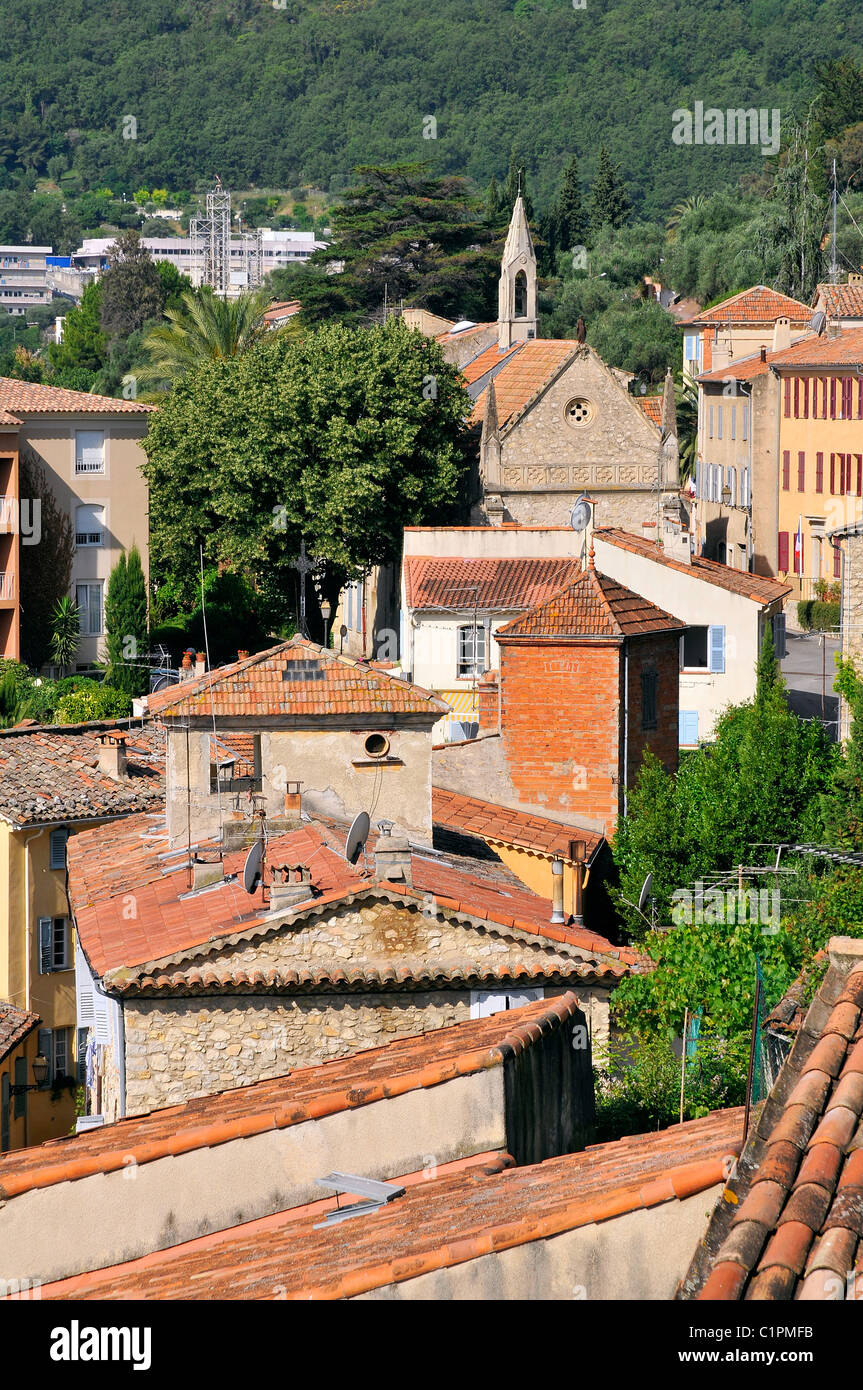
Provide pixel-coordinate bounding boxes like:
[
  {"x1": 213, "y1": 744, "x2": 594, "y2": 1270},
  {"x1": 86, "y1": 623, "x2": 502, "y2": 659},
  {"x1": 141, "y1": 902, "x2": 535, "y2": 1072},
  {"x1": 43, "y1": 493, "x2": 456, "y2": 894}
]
[
  {"x1": 75, "y1": 938, "x2": 96, "y2": 1026},
  {"x1": 93, "y1": 986, "x2": 112, "y2": 1045},
  {"x1": 38, "y1": 918, "x2": 53, "y2": 974},
  {"x1": 709, "y1": 625, "x2": 726, "y2": 673}
]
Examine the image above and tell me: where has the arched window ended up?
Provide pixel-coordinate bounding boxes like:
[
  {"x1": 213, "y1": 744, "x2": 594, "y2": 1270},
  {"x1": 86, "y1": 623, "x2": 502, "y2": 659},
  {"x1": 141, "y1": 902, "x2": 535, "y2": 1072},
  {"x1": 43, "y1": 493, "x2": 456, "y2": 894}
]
[{"x1": 514, "y1": 270, "x2": 528, "y2": 318}]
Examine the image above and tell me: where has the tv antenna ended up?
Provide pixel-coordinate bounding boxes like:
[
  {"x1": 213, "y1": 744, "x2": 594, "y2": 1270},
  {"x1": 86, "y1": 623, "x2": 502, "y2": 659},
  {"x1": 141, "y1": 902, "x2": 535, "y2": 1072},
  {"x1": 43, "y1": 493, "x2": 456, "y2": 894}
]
[
  {"x1": 345, "y1": 811, "x2": 371, "y2": 870},
  {"x1": 242, "y1": 798, "x2": 268, "y2": 896}
]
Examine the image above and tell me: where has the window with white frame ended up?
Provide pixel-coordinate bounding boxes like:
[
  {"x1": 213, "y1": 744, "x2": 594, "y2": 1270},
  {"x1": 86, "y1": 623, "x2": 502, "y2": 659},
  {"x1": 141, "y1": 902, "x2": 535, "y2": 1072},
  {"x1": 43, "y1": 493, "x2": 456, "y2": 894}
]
[
  {"x1": 38, "y1": 917, "x2": 71, "y2": 973},
  {"x1": 75, "y1": 430, "x2": 105, "y2": 474},
  {"x1": 75, "y1": 581, "x2": 103, "y2": 636},
  {"x1": 457, "y1": 623, "x2": 486, "y2": 679},
  {"x1": 37, "y1": 1027, "x2": 72, "y2": 1084},
  {"x1": 75, "y1": 503, "x2": 104, "y2": 547}
]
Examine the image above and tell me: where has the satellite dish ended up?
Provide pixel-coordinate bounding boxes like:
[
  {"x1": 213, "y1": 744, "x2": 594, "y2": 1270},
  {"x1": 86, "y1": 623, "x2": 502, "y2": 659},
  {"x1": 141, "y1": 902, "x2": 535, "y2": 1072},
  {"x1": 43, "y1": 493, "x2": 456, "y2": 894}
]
[
  {"x1": 637, "y1": 872, "x2": 653, "y2": 915},
  {"x1": 570, "y1": 493, "x2": 592, "y2": 534},
  {"x1": 345, "y1": 811, "x2": 371, "y2": 865},
  {"x1": 809, "y1": 310, "x2": 827, "y2": 336},
  {"x1": 243, "y1": 838, "x2": 264, "y2": 894}
]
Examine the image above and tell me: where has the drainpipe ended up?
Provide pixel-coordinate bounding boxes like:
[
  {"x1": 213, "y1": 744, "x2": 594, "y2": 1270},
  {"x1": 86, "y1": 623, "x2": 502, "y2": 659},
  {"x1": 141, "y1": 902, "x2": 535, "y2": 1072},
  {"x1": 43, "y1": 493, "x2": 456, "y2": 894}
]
[
  {"x1": 23, "y1": 826, "x2": 49, "y2": 1011},
  {"x1": 551, "y1": 859, "x2": 565, "y2": 924},
  {"x1": 622, "y1": 639, "x2": 630, "y2": 819},
  {"x1": 740, "y1": 379, "x2": 753, "y2": 570}
]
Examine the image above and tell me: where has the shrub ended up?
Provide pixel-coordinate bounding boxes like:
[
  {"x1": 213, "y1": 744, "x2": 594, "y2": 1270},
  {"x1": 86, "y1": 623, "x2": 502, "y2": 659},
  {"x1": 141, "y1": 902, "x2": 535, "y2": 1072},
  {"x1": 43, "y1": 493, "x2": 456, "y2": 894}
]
[
  {"x1": 797, "y1": 599, "x2": 814, "y2": 630},
  {"x1": 54, "y1": 684, "x2": 132, "y2": 724},
  {"x1": 594, "y1": 1031, "x2": 749, "y2": 1141},
  {"x1": 810, "y1": 600, "x2": 839, "y2": 631}
]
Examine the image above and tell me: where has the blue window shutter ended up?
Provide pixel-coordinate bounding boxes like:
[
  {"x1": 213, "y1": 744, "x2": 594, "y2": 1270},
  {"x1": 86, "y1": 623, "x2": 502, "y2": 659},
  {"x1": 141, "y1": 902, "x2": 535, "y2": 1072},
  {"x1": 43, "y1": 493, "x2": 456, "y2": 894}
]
[
  {"x1": 38, "y1": 918, "x2": 53, "y2": 974},
  {"x1": 49, "y1": 829, "x2": 67, "y2": 871},
  {"x1": 709, "y1": 625, "x2": 726, "y2": 673},
  {"x1": 679, "y1": 710, "x2": 699, "y2": 745}
]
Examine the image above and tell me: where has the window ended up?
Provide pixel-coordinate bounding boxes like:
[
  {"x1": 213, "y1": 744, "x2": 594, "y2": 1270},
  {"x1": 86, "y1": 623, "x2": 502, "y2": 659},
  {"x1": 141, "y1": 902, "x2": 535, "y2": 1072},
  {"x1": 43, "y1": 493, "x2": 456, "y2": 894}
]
[
  {"x1": 36, "y1": 1028, "x2": 53, "y2": 1086},
  {"x1": 782, "y1": 451, "x2": 790, "y2": 490},
  {"x1": 564, "y1": 398, "x2": 593, "y2": 426},
  {"x1": 74, "y1": 503, "x2": 104, "y2": 547},
  {"x1": 682, "y1": 625, "x2": 725, "y2": 672},
  {"x1": 38, "y1": 917, "x2": 71, "y2": 973},
  {"x1": 209, "y1": 734, "x2": 262, "y2": 794},
  {"x1": 797, "y1": 451, "x2": 806, "y2": 492},
  {"x1": 708, "y1": 405, "x2": 714, "y2": 439},
  {"x1": 771, "y1": 614, "x2": 787, "y2": 660},
  {"x1": 76, "y1": 1027, "x2": 89, "y2": 1087},
  {"x1": 75, "y1": 581, "x2": 103, "y2": 636},
  {"x1": 75, "y1": 430, "x2": 105, "y2": 474},
  {"x1": 742, "y1": 404, "x2": 749, "y2": 441},
  {"x1": 514, "y1": 270, "x2": 528, "y2": 318},
  {"x1": 49, "y1": 828, "x2": 67, "y2": 871},
  {"x1": 457, "y1": 623, "x2": 486, "y2": 679},
  {"x1": 816, "y1": 452, "x2": 824, "y2": 494},
  {"x1": 679, "y1": 710, "x2": 699, "y2": 746},
  {"x1": 834, "y1": 542, "x2": 842, "y2": 578},
  {"x1": 717, "y1": 406, "x2": 723, "y2": 439},
  {"x1": 730, "y1": 405, "x2": 736, "y2": 440},
  {"x1": 640, "y1": 669, "x2": 657, "y2": 730}
]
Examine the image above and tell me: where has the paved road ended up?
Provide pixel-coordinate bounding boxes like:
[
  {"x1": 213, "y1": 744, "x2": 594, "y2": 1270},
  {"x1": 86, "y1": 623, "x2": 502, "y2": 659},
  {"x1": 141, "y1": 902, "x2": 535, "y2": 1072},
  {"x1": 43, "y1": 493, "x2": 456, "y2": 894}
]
[{"x1": 781, "y1": 630, "x2": 840, "y2": 737}]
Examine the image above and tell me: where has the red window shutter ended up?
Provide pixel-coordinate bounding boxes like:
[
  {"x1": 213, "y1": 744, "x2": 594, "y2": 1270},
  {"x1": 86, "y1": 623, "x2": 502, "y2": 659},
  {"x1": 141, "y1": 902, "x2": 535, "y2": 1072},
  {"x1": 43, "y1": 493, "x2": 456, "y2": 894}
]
[
  {"x1": 802, "y1": 377, "x2": 809, "y2": 418},
  {"x1": 830, "y1": 378, "x2": 837, "y2": 418},
  {"x1": 816, "y1": 452, "x2": 824, "y2": 493},
  {"x1": 797, "y1": 451, "x2": 805, "y2": 491},
  {"x1": 782, "y1": 450, "x2": 790, "y2": 490},
  {"x1": 834, "y1": 543, "x2": 841, "y2": 578},
  {"x1": 784, "y1": 378, "x2": 791, "y2": 417},
  {"x1": 793, "y1": 377, "x2": 799, "y2": 417},
  {"x1": 831, "y1": 452, "x2": 837, "y2": 493},
  {"x1": 778, "y1": 532, "x2": 789, "y2": 571},
  {"x1": 857, "y1": 454, "x2": 862, "y2": 496},
  {"x1": 847, "y1": 454, "x2": 853, "y2": 495},
  {"x1": 858, "y1": 377, "x2": 863, "y2": 419}
]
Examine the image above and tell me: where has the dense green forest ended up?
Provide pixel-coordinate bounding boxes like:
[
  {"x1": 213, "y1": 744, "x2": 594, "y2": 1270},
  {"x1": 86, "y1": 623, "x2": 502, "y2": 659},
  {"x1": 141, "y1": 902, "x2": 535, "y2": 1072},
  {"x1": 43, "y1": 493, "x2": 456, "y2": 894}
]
[{"x1": 2, "y1": 0, "x2": 863, "y2": 216}]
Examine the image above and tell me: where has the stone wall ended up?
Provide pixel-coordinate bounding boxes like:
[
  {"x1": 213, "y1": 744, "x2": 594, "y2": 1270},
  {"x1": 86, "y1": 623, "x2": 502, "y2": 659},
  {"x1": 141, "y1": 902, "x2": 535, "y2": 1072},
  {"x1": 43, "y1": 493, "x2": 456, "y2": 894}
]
[
  {"x1": 123, "y1": 992, "x2": 472, "y2": 1114},
  {"x1": 839, "y1": 531, "x2": 863, "y2": 740}
]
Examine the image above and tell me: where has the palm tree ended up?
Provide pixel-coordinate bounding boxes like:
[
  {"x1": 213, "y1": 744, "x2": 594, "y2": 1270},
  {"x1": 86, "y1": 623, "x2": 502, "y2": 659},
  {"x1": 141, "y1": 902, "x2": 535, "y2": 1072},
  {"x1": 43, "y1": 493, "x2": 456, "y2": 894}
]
[
  {"x1": 665, "y1": 194, "x2": 707, "y2": 239},
  {"x1": 135, "y1": 288, "x2": 288, "y2": 397},
  {"x1": 50, "y1": 595, "x2": 80, "y2": 675},
  {"x1": 675, "y1": 370, "x2": 699, "y2": 485}
]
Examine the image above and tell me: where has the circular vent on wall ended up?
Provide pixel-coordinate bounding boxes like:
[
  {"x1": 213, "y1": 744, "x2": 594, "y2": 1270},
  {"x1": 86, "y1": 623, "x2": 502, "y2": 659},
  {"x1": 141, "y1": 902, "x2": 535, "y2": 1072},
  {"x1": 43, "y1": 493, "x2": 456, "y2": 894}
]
[
  {"x1": 565, "y1": 398, "x2": 594, "y2": 426},
  {"x1": 364, "y1": 732, "x2": 390, "y2": 758}
]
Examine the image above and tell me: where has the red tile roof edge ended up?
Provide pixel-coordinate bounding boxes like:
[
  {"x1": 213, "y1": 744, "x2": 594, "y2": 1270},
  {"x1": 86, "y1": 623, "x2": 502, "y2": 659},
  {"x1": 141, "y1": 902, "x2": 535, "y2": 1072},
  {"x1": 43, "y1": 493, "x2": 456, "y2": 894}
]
[
  {"x1": 0, "y1": 995, "x2": 583, "y2": 1200},
  {"x1": 97, "y1": 880, "x2": 638, "y2": 988},
  {"x1": 0, "y1": 1005, "x2": 41, "y2": 1065},
  {"x1": 593, "y1": 529, "x2": 793, "y2": 604}
]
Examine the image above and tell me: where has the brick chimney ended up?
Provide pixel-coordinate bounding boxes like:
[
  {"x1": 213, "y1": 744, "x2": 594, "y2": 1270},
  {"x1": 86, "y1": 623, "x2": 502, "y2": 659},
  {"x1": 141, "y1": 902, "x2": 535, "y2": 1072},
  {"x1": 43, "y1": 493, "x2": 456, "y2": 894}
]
[
  {"x1": 268, "y1": 863, "x2": 314, "y2": 913},
  {"x1": 373, "y1": 821, "x2": 412, "y2": 886},
  {"x1": 195, "y1": 651, "x2": 206, "y2": 677},
  {"x1": 237, "y1": 650, "x2": 249, "y2": 662},
  {"x1": 97, "y1": 732, "x2": 127, "y2": 780},
  {"x1": 284, "y1": 780, "x2": 302, "y2": 818},
  {"x1": 477, "y1": 670, "x2": 500, "y2": 734}
]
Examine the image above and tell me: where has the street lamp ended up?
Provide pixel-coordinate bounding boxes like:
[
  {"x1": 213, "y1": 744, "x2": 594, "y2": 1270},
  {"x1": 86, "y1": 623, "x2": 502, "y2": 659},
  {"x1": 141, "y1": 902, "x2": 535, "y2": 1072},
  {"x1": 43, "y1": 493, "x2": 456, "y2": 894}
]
[
  {"x1": 721, "y1": 484, "x2": 732, "y2": 506},
  {"x1": 9, "y1": 1054, "x2": 49, "y2": 1095},
  {"x1": 321, "y1": 598, "x2": 332, "y2": 650}
]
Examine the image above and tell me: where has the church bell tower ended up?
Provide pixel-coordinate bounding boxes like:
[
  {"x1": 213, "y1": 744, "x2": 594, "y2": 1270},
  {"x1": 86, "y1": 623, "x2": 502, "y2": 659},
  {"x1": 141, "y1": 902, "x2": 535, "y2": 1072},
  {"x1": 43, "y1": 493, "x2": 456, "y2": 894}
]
[{"x1": 498, "y1": 194, "x2": 538, "y2": 350}]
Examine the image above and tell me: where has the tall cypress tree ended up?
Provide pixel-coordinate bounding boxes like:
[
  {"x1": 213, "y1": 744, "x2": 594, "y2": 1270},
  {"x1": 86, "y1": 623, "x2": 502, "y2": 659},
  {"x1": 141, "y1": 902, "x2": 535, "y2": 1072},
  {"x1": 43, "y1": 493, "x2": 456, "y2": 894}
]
[
  {"x1": 555, "y1": 155, "x2": 588, "y2": 252},
  {"x1": 588, "y1": 146, "x2": 631, "y2": 235},
  {"x1": 485, "y1": 174, "x2": 504, "y2": 224},
  {"x1": 105, "y1": 545, "x2": 148, "y2": 697}
]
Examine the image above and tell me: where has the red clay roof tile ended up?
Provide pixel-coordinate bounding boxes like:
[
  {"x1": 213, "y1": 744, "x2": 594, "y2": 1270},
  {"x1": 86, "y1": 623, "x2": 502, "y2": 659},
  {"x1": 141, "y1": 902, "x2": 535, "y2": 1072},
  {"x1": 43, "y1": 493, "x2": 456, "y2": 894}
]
[{"x1": 404, "y1": 556, "x2": 581, "y2": 611}]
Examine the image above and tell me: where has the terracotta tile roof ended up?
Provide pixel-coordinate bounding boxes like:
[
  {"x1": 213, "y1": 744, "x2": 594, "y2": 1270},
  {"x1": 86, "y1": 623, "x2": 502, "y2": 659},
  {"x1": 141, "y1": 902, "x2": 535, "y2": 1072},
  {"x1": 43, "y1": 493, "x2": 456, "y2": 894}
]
[
  {"x1": 209, "y1": 733, "x2": 257, "y2": 778},
  {"x1": 814, "y1": 282, "x2": 863, "y2": 319},
  {"x1": 765, "y1": 954, "x2": 826, "y2": 1039},
  {"x1": 460, "y1": 340, "x2": 521, "y2": 386},
  {"x1": 403, "y1": 556, "x2": 581, "y2": 611},
  {"x1": 699, "y1": 325, "x2": 863, "y2": 381},
  {"x1": 0, "y1": 994, "x2": 582, "y2": 1198},
  {"x1": 144, "y1": 637, "x2": 449, "y2": 719},
  {"x1": 69, "y1": 814, "x2": 635, "y2": 986},
  {"x1": 435, "y1": 322, "x2": 494, "y2": 348},
  {"x1": 263, "y1": 299, "x2": 301, "y2": 324},
  {"x1": 0, "y1": 406, "x2": 21, "y2": 427},
  {"x1": 0, "y1": 1002, "x2": 40, "y2": 1066},
  {"x1": 689, "y1": 938, "x2": 863, "y2": 1302},
  {"x1": 637, "y1": 395, "x2": 663, "y2": 427},
  {"x1": 0, "y1": 722, "x2": 164, "y2": 827},
  {"x1": 469, "y1": 339, "x2": 578, "y2": 428},
  {"x1": 496, "y1": 566, "x2": 685, "y2": 642},
  {"x1": 432, "y1": 787, "x2": 603, "y2": 863},
  {"x1": 40, "y1": 1106, "x2": 743, "y2": 1299},
  {"x1": 594, "y1": 528, "x2": 792, "y2": 605},
  {"x1": 0, "y1": 377, "x2": 154, "y2": 414},
  {"x1": 689, "y1": 286, "x2": 810, "y2": 325}
]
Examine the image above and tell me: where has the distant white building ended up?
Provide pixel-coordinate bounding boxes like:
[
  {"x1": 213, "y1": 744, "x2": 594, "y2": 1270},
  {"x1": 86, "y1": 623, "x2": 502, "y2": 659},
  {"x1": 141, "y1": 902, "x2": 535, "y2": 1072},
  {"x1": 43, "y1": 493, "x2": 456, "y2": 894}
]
[
  {"x1": 73, "y1": 229, "x2": 324, "y2": 290},
  {"x1": 0, "y1": 246, "x2": 52, "y2": 314}
]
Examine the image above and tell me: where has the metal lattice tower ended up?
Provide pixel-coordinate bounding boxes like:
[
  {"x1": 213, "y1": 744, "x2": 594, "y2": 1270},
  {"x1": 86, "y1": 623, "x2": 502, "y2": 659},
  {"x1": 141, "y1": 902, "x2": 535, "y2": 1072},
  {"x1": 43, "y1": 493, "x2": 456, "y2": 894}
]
[{"x1": 190, "y1": 179, "x2": 265, "y2": 298}]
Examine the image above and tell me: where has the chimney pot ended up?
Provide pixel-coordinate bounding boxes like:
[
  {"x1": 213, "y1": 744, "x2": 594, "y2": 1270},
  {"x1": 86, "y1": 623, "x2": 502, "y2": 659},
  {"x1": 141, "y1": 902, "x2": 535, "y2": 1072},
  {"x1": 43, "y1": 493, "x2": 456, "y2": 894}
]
[
  {"x1": 237, "y1": 650, "x2": 249, "y2": 662},
  {"x1": 195, "y1": 652, "x2": 206, "y2": 677},
  {"x1": 551, "y1": 858, "x2": 566, "y2": 925},
  {"x1": 760, "y1": 346, "x2": 767, "y2": 362},
  {"x1": 97, "y1": 732, "x2": 127, "y2": 780}
]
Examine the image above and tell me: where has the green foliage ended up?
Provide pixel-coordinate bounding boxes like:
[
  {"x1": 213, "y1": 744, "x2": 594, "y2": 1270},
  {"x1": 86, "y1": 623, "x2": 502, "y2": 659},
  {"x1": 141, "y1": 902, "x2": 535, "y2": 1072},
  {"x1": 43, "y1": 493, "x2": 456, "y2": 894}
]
[
  {"x1": 136, "y1": 288, "x2": 271, "y2": 397},
  {"x1": 589, "y1": 146, "x2": 631, "y2": 234},
  {"x1": 594, "y1": 1031, "x2": 750, "y2": 1141},
  {"x1": 99, "y1": 230, "x2": 163, "y2": 340},
  {"x1": 49, "y1": 596, "x2": 80, "y2": 672},
  {"x1": 797, "y1": 599, "x2": 839, "y2": 631},
  {"x1": 48, "y1": 281, "x2": 105, "y2": 380},
  {"x1": 54, "y1": 684, "x2": 132, "y2": 724},
  {"x1": 820, "y1": 690, "x2": 863, "y2": 850},
  {"x1": 143, "y1": 318, "x2": 470, "y2": 639},
  {"x1": 104, "y1": 547, "x2": 149, "y2": 697}
]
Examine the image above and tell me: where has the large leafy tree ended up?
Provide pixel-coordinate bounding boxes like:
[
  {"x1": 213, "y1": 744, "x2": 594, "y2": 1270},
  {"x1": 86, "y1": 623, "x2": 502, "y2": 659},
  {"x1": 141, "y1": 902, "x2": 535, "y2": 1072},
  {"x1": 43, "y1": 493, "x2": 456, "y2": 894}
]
[
  {"x1": 143, "y1": 318, "x2": 471, "y2": 636},
  {"x1": 754, "y1": 116, "x2": 826, "y2": 301},
  {"x1": 99, "y1": 231, "x2": 163, "y2": 340},
  {"x1": 48, "y1": 281, "x2": 106, "y2": 380},
  {"x1": 302, "y1": 164, "x2": 499, "y2": 324},
  {"x1": 105, "y1": 546, "x2": 148, "y2": 696}
]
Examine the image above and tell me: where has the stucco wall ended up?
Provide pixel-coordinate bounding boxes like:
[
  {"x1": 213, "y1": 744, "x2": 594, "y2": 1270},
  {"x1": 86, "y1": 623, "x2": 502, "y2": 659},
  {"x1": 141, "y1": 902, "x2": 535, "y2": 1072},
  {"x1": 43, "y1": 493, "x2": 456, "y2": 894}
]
[{"x1": 358, "y1": 1185, "x2": 724, "y2": 1301}]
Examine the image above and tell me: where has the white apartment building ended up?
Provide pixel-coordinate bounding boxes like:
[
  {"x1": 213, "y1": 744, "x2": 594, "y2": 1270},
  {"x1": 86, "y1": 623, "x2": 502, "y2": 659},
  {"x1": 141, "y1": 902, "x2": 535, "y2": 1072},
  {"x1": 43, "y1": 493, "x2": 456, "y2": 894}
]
[{"x1": 0, "y1": 247, "x2": 52, "y2": 314}]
